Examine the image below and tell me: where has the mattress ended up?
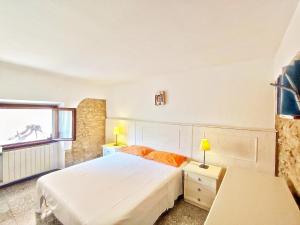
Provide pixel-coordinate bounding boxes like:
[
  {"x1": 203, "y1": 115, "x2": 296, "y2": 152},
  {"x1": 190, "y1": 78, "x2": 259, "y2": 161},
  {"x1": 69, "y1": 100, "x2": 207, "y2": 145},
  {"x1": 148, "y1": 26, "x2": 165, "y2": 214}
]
[{"x1": 36, "y1": 152, "x2": 184, "y2": 225}]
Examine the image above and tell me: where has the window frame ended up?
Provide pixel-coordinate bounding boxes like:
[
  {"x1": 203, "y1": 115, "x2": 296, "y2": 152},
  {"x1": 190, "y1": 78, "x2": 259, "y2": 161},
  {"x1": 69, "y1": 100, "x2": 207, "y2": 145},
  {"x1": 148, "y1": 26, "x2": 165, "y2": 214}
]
[
  {"x1": 0, "y1": 103, "x2": 76, "y2": 151},
  {"x1": 53, "y1": 107, "x2": 77, "y2": 141}
]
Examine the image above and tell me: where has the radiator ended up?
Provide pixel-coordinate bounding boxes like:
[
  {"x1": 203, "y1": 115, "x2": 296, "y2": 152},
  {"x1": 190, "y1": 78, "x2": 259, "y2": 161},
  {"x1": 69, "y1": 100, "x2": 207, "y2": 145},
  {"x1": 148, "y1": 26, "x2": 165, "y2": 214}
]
[{"x1": 2, "y1": 142, "x2": 60, "y2": 183}]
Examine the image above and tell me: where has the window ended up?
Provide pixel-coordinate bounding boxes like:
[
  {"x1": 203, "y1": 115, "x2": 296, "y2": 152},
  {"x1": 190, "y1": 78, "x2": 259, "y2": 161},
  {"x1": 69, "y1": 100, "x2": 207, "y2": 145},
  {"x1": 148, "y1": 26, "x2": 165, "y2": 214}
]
[
  {"x1": 56, "y1": 108, "x2": 76, "y2": 140},
  {"x1": 0, "y1": 104, "x2": 76, "y2": 149}
]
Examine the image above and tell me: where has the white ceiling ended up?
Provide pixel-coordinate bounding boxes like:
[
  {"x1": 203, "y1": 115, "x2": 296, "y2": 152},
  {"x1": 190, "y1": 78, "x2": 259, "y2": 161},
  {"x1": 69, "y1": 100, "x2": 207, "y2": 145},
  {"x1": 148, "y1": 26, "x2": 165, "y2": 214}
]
[{"x1": 0, "y1": 0, "x2": 298, "y2": 82}]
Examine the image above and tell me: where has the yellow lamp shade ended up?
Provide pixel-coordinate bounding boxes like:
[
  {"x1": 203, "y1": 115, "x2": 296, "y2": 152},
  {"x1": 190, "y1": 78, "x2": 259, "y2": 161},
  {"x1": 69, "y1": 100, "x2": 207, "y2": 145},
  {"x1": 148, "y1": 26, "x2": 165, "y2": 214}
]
[
  {"x1": 113, "y1": 127, "x2": 121, "y2": 135},
  {"x1": 200, "y1": 139, "x2": 211, "y2": 151}
]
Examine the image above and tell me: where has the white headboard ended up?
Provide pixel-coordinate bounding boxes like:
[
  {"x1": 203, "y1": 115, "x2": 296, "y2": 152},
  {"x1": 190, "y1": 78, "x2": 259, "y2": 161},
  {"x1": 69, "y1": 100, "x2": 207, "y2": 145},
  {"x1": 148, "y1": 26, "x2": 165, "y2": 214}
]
[
  {"x1": 135, "y1": 122, "x2": 192, "y2": 157},
  {"x1": 106, "y1": 119, "x2": 192, "y2": 157},
  {"x1": 106, "y1": 118, "x2": 276, "y2": 175}
]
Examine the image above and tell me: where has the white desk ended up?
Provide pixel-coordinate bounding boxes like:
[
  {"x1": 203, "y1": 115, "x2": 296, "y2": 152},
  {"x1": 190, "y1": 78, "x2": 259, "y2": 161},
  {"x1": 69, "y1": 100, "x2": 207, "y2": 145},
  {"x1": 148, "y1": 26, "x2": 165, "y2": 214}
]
[{"x1": 205, "y1": 168, "x2": 300, "y2": 225}]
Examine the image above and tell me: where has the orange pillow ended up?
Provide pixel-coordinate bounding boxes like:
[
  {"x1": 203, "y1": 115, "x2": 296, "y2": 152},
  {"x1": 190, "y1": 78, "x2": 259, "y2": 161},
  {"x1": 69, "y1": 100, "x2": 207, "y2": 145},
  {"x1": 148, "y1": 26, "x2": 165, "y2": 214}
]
[
  {"x1": 143, "y1": 151, "x2": 187, "y2": 167},
  {"x1": 121, "y1": 145, "x2": 155, "y2": 156}
]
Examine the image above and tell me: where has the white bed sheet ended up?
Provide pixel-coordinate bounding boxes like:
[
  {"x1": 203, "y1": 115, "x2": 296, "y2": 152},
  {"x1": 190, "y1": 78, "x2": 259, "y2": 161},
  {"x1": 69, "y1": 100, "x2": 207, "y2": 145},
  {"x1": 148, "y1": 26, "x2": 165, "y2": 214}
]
[{"x1": 36, "y1": 152, "x2": 184, "y2": 225}]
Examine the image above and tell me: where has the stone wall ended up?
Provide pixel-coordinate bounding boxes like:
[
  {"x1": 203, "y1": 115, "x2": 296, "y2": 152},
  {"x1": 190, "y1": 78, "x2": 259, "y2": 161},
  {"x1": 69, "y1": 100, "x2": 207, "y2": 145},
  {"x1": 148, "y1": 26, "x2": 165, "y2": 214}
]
[
  {"x1": 276, "y1": 115, "x2": 300, "y2": 197},
  {"x1": 65, "y1": 98, "x2": 106, "y2": 167}
]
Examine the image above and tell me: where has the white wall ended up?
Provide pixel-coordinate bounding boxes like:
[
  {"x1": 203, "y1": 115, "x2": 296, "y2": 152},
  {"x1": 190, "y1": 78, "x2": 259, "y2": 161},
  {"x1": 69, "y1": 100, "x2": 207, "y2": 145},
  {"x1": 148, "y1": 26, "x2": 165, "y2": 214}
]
[
  {"x1": 274, "y1": 1, "x2": 300, "y2": 76},
  {"x1": 0, "y1": 61, "x2": 107, "y2": 107},
  {"x1": 0, "y1": 61, "x2": 108, "y2": 162},
  {"x1": 107, "y1": 58, "x2": 275, "y2": 129},
  {"x1": 106, "y1": 2, "x2": 300, "y2": 130}
]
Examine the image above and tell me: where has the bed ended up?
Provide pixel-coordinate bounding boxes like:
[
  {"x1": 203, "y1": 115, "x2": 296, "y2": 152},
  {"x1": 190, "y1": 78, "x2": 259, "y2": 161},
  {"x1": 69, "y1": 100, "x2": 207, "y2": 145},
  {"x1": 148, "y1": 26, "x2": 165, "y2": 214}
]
[{"x1": 36, "y1": 152, "x2": 184, "y2": 225}]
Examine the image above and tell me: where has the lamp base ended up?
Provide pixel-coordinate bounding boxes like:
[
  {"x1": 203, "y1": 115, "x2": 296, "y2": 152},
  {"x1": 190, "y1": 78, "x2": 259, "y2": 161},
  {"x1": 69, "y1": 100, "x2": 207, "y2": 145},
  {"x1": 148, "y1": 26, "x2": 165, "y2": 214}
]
[{"x1": 199, "y1": 164, "x2": 209, "y2": 169}]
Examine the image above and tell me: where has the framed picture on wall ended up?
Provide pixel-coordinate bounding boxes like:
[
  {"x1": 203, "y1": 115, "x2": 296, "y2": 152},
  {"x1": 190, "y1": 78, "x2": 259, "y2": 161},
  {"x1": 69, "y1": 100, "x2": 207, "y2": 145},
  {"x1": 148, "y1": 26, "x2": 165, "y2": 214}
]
[{"x1": 155, "y1": 91, "x2": 166, "y2": 106}]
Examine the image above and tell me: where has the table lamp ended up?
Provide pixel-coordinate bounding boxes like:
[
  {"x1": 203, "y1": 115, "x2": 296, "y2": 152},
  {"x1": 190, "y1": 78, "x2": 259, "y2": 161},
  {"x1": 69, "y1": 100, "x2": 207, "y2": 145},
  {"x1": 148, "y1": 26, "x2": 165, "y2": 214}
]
[
  {"x1": 113, "y1": 126, "x2": 121, "y2": 146},
  {"x1": 199, "y1": 139, "x2": 210, "y2": 169}
]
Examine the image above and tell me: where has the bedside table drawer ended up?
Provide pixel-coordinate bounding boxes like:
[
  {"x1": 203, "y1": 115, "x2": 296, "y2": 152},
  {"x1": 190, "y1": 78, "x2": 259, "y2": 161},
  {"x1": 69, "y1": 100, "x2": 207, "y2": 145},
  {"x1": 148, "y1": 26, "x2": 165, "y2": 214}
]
[
  {"x1": 102, "y1": 144, "x2": 127, "y2": 157},
  {"x1": 185, "y1": 179, "x2": 216, "y2": 196},
  {"x1": 103, "y1": 148, "x2": 116, "y2": 156},
  {"x1": 185, "y1": 172, "x2": 216, "y2": 191},
  {"x1": 184, "y1": 183, "x2": 215, "y2": 209}
]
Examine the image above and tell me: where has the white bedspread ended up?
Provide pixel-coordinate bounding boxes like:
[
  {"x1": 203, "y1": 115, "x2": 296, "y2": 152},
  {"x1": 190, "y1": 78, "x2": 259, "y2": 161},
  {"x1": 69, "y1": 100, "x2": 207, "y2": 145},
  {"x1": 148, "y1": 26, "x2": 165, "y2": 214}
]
[{"x1": 36, "y1": 152, "x2": 183, "y2": 225}]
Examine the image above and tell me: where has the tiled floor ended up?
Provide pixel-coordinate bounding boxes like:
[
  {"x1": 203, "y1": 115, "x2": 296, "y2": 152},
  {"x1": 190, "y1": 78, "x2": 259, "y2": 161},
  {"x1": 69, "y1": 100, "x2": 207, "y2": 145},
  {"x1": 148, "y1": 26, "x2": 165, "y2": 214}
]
[{"x1": 0, "y1": 177, "x2": 207, "y2": 225}]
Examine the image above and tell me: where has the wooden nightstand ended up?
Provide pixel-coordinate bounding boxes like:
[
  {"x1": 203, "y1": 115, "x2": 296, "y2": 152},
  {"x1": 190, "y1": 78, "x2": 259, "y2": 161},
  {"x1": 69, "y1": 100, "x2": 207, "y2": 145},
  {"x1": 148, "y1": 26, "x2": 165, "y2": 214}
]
[
  {"x1": 102, "y1": 143, "x2": 127, "y2": 156},
  {"x1": 183, "y1": 161, "x2": 222, "y2": 211}
]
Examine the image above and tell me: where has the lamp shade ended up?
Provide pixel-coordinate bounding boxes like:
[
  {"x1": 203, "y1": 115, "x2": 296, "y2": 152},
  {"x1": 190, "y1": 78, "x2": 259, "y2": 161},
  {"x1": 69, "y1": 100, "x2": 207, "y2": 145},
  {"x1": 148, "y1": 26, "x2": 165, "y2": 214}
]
[
  {"x1": 200, "y1": 139, "x2": 211, "y2": 151},
  {"x1": 113, "y1": 126, "x2": 121, "y2": 135}
]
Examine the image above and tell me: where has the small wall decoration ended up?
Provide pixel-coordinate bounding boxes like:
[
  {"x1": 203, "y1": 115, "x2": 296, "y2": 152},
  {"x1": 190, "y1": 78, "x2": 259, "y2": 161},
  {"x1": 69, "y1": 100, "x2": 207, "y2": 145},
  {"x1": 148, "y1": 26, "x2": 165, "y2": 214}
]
[{"x1": 155, "y1": 91, "x2": 166, "y2": 106}]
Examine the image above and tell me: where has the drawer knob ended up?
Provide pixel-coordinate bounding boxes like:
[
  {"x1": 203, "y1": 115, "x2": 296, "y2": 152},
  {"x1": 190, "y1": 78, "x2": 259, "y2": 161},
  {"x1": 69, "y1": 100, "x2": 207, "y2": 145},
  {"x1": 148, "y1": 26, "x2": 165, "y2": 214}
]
[
  {"x1": 197, "y1": 198, "x2": 201, "y2": 202},
  {"x1": 198, "y1": 178, "x2": 202, "y2": 182},
  {"x1": 198, "y1": 188, "x2": 201, "y2": 192}
]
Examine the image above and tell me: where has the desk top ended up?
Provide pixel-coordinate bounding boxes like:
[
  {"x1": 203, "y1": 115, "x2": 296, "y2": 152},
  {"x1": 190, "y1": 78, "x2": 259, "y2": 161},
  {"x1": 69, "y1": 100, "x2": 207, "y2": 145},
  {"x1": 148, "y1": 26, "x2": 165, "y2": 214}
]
[{"x1": 205, "y1": 167, "x2": 300, "y2": 225}]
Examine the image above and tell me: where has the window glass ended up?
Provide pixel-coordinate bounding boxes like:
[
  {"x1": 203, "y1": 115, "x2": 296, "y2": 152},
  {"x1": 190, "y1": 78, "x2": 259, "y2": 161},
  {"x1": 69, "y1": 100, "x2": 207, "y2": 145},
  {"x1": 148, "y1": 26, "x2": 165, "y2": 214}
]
[
  {"x1": 0, "y1": 109, "x2": 53, "y2": 145},
  {"x1": 58, "y1": 110, "x2": 73, "y2": 139}
]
